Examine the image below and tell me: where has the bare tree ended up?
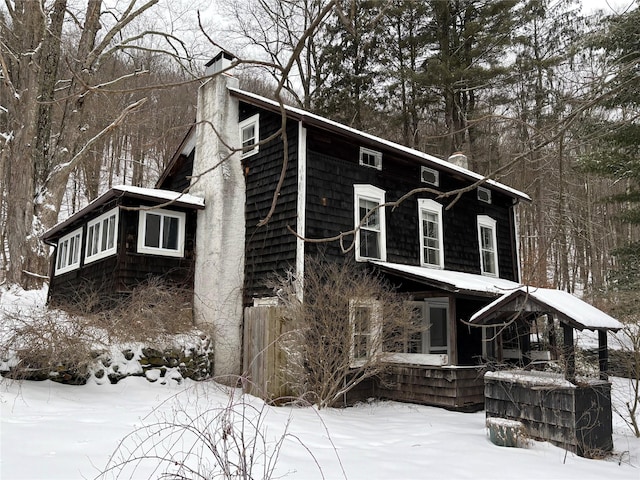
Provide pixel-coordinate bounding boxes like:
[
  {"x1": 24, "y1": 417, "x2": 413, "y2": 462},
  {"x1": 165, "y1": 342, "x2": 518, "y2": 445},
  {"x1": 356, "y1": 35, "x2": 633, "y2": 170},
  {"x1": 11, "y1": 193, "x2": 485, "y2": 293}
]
[{"x1": 0, "y1": 0, "x2": 195, "y2": 287}]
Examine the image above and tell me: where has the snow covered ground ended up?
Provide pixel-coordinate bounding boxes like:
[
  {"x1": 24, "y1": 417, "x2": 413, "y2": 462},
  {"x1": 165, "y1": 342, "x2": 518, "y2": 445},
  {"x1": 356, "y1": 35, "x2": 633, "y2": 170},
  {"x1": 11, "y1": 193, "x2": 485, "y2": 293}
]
[
  {"x1": 1, "y1": 286, "x2": 639, "y2": 479},
  {"x1": 0, "y1": 375, "x2": 638, "y2": 479}
]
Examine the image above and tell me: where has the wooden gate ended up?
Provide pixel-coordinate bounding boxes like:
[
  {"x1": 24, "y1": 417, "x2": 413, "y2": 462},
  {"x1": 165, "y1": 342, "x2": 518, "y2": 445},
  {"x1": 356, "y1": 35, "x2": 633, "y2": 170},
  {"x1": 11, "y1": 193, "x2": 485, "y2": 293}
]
[{"x1": 242, "y1": 306, "x2": 296, "y2": 402}]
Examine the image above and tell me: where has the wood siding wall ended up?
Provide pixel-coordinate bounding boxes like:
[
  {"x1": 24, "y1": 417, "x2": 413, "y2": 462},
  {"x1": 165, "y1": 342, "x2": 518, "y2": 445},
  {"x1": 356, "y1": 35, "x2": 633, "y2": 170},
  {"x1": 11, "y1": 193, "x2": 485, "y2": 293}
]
[
  {"x1": 305, "y1": 126, "x2": 518, "y2": 279},
  {"x1": 242, "y1": 106, "x2": 299, "y2": 303},
  {"x1": 377, "y1": 365, "x2": 485, "y2": 411},
  {"x1": 485, "y1": 373, "x2": 613, "y2": 457},
  {"x1": 158, "y1": 150, "x2": 194, "y2": 193}
]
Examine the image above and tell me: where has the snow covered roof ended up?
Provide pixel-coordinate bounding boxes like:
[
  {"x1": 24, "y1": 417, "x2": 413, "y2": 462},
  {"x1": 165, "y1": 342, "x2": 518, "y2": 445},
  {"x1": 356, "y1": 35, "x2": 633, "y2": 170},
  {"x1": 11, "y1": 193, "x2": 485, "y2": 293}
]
[
  {"x1": 371, "y1": 261, "x2": 522, "y2": 297},
  {"x1": 469, "y1": 286, "x2": 623, "y2": 331},
  {"x1": 229, "y1": 88, "x2": 531, "y2": 204},
  {"x1": 43, "y1": 186, "x2": 204, "y2": 242},
  {"x1": 371, "y1": 261, "x2": 622, "y2": 331}
]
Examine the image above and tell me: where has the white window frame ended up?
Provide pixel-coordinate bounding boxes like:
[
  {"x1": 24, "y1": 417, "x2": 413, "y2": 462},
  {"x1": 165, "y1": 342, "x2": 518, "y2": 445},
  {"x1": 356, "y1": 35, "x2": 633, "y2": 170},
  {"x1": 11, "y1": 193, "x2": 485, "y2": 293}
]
[
  {"x1": 418, "y1": 199, "x2": 444, "y2": 268},
  {"x1": 477, "y1": 186, "x2": 492, "y2": 204},
  {"x1": 55, "y1": 227, "x2": 83, "y2": 275},
  {"x1": 420, "y1": 166, "x2": 439, "y2": 186},
  {"x1": 239, "y1": 113, "x2": 260, "y2": 158},
  {"x1": 137, "y1": 208, "x2": 186, "y2": 257},
  {"x1": 384, "y1": 299, "x2": 449, "y2": 366},
  {"x1": 477, "y1": 215, "x2": 498, "y2": 276},
  {"x1": 349, "y1": 298, "x2": 383, "y2": 367},
  {"x1": 85, "y1": 208, "x2": 119, "y2": 264},
  {"x1": 354, "y1": 184, "x2": 387, "y2": 262},
  {"x1": 359, "y1": 147, "x2": 382, "y2": 170}
]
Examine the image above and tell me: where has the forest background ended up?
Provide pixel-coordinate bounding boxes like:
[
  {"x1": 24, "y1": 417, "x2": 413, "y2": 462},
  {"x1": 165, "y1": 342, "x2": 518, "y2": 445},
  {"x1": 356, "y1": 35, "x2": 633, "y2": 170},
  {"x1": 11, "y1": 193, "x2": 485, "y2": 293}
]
[{"x1": 0, "y1": 0, "x2": 638, "y2": 325}]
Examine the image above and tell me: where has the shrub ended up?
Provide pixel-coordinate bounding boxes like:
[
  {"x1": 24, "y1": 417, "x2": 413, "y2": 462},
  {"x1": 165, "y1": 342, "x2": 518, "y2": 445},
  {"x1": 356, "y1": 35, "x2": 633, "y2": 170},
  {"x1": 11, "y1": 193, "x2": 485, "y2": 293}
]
[{"x1": 272, "y1": 257, "x2": 421, "y2": 409}]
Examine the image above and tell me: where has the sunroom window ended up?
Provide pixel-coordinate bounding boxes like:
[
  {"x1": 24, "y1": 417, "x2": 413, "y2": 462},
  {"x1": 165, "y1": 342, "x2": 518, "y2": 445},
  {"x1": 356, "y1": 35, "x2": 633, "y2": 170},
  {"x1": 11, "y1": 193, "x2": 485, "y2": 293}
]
[
  {"x1": 55, "y1": 227, "x2": 82, "y2": 275},
  {"x1": 85, "y1": 208, "x2": 118, "y2": 264},
  {"x1": 137, "y1": 209, "x2": 186, "y2": 257}
]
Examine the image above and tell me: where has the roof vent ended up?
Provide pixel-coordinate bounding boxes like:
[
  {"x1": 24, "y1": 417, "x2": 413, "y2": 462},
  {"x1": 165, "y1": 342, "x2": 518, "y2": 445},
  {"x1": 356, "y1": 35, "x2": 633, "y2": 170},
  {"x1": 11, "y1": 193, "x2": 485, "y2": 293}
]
[
  {"x1": 204, "y1": 49, "x2": 235, "y2": 76},
  {"x1": 448, "y1": 152, "x2": 468, "y2": 170}
]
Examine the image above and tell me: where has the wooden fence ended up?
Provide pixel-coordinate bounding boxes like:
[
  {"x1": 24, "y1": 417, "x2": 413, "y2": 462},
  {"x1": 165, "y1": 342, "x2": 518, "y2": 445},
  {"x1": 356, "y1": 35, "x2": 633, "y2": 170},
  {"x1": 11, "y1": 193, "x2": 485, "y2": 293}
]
[{"x1": 242, "y1": 306, "x2": 296, "y2": 402}]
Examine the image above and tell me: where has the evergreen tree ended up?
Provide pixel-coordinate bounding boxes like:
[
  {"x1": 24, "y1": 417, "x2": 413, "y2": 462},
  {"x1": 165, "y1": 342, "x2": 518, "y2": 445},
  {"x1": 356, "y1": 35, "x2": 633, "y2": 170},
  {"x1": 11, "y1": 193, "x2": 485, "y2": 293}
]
[
  {"x1": 581, "y1": 3, "x2": 640, "y2": 301},
  {"x1": 312, "y1": 0, "x2": 387, "y2": 131}
]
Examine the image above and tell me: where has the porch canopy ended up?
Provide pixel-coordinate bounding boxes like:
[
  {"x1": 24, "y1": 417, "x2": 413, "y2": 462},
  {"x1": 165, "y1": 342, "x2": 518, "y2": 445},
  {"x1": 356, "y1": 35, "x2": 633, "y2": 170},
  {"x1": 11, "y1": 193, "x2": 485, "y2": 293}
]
[
  {"x1": 469, "y1": 286, "x2": 622, "y2": 332},
  {"x1": 371, "y1": 261, "x2": 624, "y2": 381}
]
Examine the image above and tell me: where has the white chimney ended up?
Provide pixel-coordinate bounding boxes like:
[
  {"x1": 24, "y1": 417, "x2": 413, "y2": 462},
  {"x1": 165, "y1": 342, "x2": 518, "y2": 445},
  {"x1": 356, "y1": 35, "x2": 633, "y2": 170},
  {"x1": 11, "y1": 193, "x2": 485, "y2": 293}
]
[
  {"x1": 191, "y1": 55, "x2": 245, "y2": 381},
  {"x1": 204, "y1": 49, "x2": 235, "y2": 76},
  {"x1": 448, "y1": 152, "x2": 468, "y2": 170}
]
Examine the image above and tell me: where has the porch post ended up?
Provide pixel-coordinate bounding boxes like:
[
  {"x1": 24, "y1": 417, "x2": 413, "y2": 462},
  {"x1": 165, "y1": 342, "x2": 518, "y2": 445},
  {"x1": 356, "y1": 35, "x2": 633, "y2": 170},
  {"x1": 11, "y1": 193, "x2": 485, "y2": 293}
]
[
  {"x1": 598, "y1": 329, "x2": 609, "y2": 381},
  {"x1": 563, "y1": 323, "x2": 575, "y2": 382}
]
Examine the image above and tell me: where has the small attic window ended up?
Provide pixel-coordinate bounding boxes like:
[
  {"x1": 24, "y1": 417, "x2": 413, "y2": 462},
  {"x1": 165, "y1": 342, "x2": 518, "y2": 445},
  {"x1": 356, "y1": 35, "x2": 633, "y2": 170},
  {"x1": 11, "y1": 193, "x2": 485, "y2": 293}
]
[
  {"x1": 478, "y1": 186, "x2": 492, "y2": 204},
  {"x1": 239, "y1": 114, "x2": 259, "y2": 158},
  {"x1": 359, "y1": 147, "x2": 382, "y2": 170},
  {"x1": 421, "y1": 166, "x2": 439, "y2": 186}
]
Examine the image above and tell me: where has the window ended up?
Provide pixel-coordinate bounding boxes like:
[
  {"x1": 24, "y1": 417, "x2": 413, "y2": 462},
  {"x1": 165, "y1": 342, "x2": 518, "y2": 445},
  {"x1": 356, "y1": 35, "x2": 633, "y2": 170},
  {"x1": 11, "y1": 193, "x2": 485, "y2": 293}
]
[
  {"x1": 477, "y1": 186, "x2": 492, "y2": 204},
  {"x1": 421, "y1": 166, "x2": 439, "y2": 186},
  {"x1": 386, "y1": 299, "x2": 449, "y2": 365},
  {"x1": 137, "y1": 209, "x2": 186, "y2": 257},
  {"x1": 354, "y1": 185, "x2": 386, "y2": 261},
  {"x1": 349, "y1": 299, "x2": 382, "y2": 365},
  {"x1": 418, "y1": 199, "x2": 444, "y2": 268},
  {"x1": 85, "y1": 208, "x2": 118, "y2": 264},
  {"x1": 359, "y1": 147, "x2": 382, "y2": 170},
  {"x1": 239, "y1": 114, "x2": 259, "y2": 157},
  {"x1": 477, "y1": 215, "x2": 498, "y2": 276},
  {"x1": 55, "y1": 228, "x2": 82, "y2": 275}
]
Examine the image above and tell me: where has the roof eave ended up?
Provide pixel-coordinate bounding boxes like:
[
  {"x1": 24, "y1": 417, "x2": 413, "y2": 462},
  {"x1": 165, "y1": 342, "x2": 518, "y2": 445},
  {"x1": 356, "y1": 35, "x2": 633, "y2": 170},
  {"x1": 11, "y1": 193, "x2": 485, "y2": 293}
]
[
  {"x1": 229, "y1": 87, "x2": 531, "y2": 204},
  {"x1": 42, "y1": 187, "x2": 204, "y2": 243}
]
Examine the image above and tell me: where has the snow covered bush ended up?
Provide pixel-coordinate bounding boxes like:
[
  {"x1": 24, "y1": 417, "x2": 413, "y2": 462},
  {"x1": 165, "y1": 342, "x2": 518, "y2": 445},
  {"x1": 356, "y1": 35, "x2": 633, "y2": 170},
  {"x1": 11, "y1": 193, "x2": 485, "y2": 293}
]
[{"x1": 0, "y1": 280, "x2": 213, "y2": 384}]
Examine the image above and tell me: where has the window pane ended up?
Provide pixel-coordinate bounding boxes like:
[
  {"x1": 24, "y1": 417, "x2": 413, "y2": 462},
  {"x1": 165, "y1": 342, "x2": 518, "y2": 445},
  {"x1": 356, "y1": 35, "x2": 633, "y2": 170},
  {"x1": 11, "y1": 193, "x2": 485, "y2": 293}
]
[
  {"x1": 483, "y1": 251, "x2": 496, "y2": 274},
  {"x1": 107, "y1": 216, "x2": 115, "y2": 250},
  {"x1": 425, "y1": 246, "x2": 439, "y2": 265},
  {"x1": 162, "y1": 216, "x2": 179, "y2": 250},
  {"x1": 429, "y1": 306, "x2": 447, "y2": 351},
  {"x1": 101, "y1": 218, "x2": 109, "y2": 251},
  {"x1": 57, "y1": 241, "x2": 67, "y2": 269},
  {"x1": 242, "y1": 125, "x2": 255, "y2": 148},
  {"x1": 87, "y1": 226, "x2": 94, "y2": 256},
  {"x1": 68, "y1": 237, "x2": 76, "y2": 265},
  {"x1": 360, "y1": 229, "x2": 380, "y2": 259},
  {"x1": 145, "y1": 214, "x2": 161, "y2": 248},
  {"x1": 481, "y1": 226, "x2": 493, "y2": 249},
  {"x1": 92, "y1": 226, "x2": 100, "y2": 255},
  {"x1": 360, "y1": 199, "x2": 379, "y2": 228}
]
